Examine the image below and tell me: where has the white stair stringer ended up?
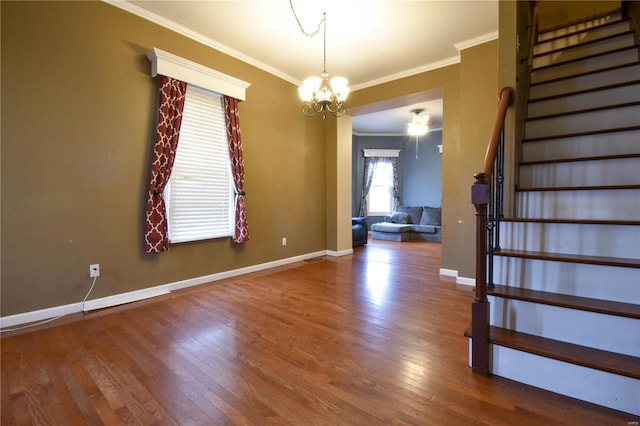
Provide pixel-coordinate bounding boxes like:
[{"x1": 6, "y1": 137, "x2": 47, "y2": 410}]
[
  {"x1": 493, "y1": 257, "x2": 639, "y2": 303},
  {"x1": 487, "y1": 344, "x2": 640, "y2": 416},
  {"x1": 522, "y1": 128, "x2": 640, "y2": 162},
  {"x1": 499, "y1": 221, "x2": 640, "y2": 258}
]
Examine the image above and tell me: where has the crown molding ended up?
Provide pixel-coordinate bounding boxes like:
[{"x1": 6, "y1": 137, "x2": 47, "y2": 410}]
[
  {"x1": 103, "y1": 0, "x2": 300, "y2": 85},
  {"x1": 454, "y1": 31, "x2": 499, "y2": 51},
  {"x1": 351, "y1": 56, "x2": 460, "y2": 92}
]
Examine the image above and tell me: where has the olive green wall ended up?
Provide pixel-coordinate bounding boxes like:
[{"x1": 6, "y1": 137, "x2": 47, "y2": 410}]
[
  {"x1": 2, "y1": 1, "x2": 501, "y2": 317},
  {"x1": 537, "y1": 0, "x2": 621, "y2": 30},
  {"x1": 1, "y1": 1, "x2": 327, "y2": 316}
]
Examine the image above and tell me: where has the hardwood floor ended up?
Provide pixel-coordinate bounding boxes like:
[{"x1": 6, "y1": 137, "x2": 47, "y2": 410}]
[{"x1": 2, "y1": 240, "x2": 635, "y2": 425}]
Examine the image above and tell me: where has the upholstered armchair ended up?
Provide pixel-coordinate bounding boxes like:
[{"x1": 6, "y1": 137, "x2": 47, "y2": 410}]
[{"x1": 352, "y1": 217, "x2": 368, "y2": 248}]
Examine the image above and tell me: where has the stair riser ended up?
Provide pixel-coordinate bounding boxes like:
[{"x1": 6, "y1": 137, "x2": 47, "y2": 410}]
[
  {"x1": 522, "y1": 129, "x2": 640, "y2": 161},
  {"x1": 498, "y1": 222, "x2": 640, "y2": 258},
  {"x1": 538, "y1": 13, "x2": 622, "y2": 42},
  {"x1": 525, "y1": 104, "x2": 640, "y2": 139},
  {"x1": 488, "y1": 297, "x2": 638, "y2": 356},
  {"x1": 479, "y1": 343, "x2": 640, "y2": 415},
  {"x1": 532, "y1": 33, "x2": 635, "y2": 69},
  {"x1": 529, "y1": 64, "x2": 640, "y2": 100},
  {"x1": 530, "y1": 48, "x2": 640, "y2": 84},
  {"x1": 493, "y1": 257, "x2": 640, "y2": 303},
  {"x1": 516, "y1": 189, "x2": 640, "y2": 220},
  {"x1": 534, "y1": 21, "x2": 631, "y2": 55},
  {"x1": 527, "y1": 83, "x2": 640, "y2": 118},
  {"x1": 519, "y1": 157, "x2": 640, "y2": 188}
]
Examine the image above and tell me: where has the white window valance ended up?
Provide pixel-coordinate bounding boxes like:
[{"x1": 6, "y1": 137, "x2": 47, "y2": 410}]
[
  {"x1": 147, "y1": 47, "x2": 250, "y2": 101},
  {"x1": 363, "y1": 149, "x2": 401, "y2": 158}
]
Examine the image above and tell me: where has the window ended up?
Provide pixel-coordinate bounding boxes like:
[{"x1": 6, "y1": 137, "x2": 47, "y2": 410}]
[
  {"x1": 367, "y1": 160, "x2": 394, "y2": 216},
  {"x1": 165, "y1": 85, "x2": 233, "y2": 243}
]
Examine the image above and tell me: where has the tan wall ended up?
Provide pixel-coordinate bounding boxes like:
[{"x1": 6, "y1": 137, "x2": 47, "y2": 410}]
[
  {"x1": 1, "y1": 1, "x2": 327, "y2": 316},
  {"x1": 537, "y1": 0, "x2": 621, "y2": 30},
  {"x1": 348, "y1": 41, "x2": 498, "y2": 279},
  {"x1": 2, "y1": 1, "x2": 502, "y2": 317}
]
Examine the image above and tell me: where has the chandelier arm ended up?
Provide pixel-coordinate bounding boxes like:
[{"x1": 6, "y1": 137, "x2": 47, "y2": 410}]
[{"x1": 302, "y1": 103, "x2": 320, "y2": 117}]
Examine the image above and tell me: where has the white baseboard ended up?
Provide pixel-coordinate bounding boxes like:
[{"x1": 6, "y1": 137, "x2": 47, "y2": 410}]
[
  {"x1": 327, "y1": 248, "x2": 353, "y2": 257},
  {"x1": 0, "y1": 250, "x2": 329, "y2": 329},
  {"x1": 440, "y1": 268, "x2": 475, "y2": 287}
]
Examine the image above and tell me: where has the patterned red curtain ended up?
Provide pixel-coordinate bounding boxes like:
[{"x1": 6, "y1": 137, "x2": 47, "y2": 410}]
[
  {"x1": 144, "y1": 76, "x2": 188, "y2": 253},
  {"x1": 223, "y1": 95, "x2": 250, "y2": 243}
]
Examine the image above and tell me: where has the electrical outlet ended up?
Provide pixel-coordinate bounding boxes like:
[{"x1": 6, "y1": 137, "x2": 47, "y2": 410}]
[
  {"x1": 89, "y1": 264, "x2": 100, "y2": 278},
  {"x1": 282, "y1": 237, "x2": 287, "y2": 246}
]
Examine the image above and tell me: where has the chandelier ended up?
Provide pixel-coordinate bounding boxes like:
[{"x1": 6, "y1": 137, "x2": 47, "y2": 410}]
[{"x1": 291, "y1": 6, "x2": 350, "y2": 118}]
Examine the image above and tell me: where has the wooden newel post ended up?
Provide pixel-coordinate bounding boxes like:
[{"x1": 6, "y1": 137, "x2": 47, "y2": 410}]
[{"x1": 471, "y1": 172, "x2": 490, "y2": 375}]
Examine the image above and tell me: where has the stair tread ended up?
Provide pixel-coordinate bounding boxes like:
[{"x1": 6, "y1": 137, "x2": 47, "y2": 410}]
[
  {"x1": 526, "y1": 100, "x2": 640, "y2": 122},
  {"x1": 529, "y1": 80, "x2": 640, "y2": 104},
  {"x1": 523, "y1": 125, "x2": 640, "y2": 143},
  {"x1": 465, "y1": 325, "x2": 640, "y2": 379},
  {"x1": 530, "y1": 61, "x2": 640, "y2": 88},
  {"x1": 531, "y1": 45, "x2": 638, "y2": 73},
  {"x1": 537, "y1": 10, "x2": 622, "y2": 41},
  {"x1": 520, "y1": 153, "x2": 640, "y2": 166},
  {"x1": 494, "y1": 249, "x2": 640, "y2": 268},
  {"x1": 501, "y1": 217, "x2": 640, "y2": 226},
  {"x1": 517, "y1": 184, "x2": 640, "y2": 192},
  {"x1": 534, "y1": 30, "x2": 634, "y2": 59},
  {"x1": 488, "y1": 285, "x2": 640, "y2": 319}
]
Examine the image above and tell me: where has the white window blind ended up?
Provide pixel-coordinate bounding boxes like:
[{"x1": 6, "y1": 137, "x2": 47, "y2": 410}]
[
  {"x1": 165, "y1": 84, "x2": 233, "y2": 243},
  {"x1": 368, "y1": 161, "x2": 394, "y2": 216}
]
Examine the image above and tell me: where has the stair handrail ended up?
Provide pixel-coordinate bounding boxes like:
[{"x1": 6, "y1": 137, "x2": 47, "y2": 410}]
[
  {"x1": 480, "y1": 87, "x2": 516, "y2": 179},
  {"x1": 470, "y1": 86, "x2": 515, "y2": 375},
  {"x1": 527, "y1": 1, "x2": 539, "y2": 70}
]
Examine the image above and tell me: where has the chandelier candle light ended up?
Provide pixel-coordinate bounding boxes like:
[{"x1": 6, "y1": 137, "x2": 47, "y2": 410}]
[{"x1": 293, "y1": 7, "x2": 350, "y2": 118}]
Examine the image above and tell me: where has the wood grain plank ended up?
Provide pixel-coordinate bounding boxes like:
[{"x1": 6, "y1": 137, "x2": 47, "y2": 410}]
[{"x1": 1, "y1": 240, "x2": 635, "y2": 424}]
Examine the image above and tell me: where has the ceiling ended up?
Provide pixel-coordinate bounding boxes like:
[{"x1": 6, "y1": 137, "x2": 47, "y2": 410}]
[{"x1": 116, "y1": 0, "x2": 498, "y2": 134}]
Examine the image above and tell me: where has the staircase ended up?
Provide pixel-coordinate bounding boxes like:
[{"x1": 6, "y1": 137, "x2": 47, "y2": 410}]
[{"x1": 480, "y1": 10, "x2": 640, "y2": 415}]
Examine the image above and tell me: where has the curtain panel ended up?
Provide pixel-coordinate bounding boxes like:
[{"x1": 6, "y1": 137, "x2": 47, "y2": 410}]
[
  {"x1": 144, "y1": 75, "x2": 187, "y2": 253},
  {"x1": 358, "y1": 157, "x2": 374, "y2": 217},
  {"x1": 223, "y1": 95, "x2": 250, "y2": 243},
  {"x1": 390, "y1": 157, "x2": 400, "y2": 210}
]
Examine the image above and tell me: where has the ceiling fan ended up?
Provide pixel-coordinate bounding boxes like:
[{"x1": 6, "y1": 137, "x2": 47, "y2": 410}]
[
  {"x1": 407, "y1": 109, "x2": 430, "y2": 159},
  {"x1": 407, "y1": 108, "x2": 430, "y2": 136}
]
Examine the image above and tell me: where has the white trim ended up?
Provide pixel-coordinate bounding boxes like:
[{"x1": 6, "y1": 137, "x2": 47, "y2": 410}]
[
  {"x1": 454, "y1": 31, "x2": 499, "y2": 51},
  {"x1": 353, "y1": 127, "x2": 443, "y2": 137},
  {"x1": 104, "y1": 0, "x2": 298, "y2": 86},
  {"x1": 363, "y1": 149, "x2": 401, "y2": 158},
  {"x1": 352, "y1": 56, "x2": 460, "y2": 91},
  {"x1": 147, "y1": 47, "x2": 250, "y2": 101},
  {"x1": 439, "y1": 268, "x2": 475, "y2": 287},
  {"x1": 0, "y1": 250, "x2": 328, "y2": 329},
  {"x1": 327, "y1": 248, "x2": 354, "y2": 257}
]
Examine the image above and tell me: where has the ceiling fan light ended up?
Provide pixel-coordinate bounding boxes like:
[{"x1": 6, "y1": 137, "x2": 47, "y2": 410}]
[{"x1": 407, "y1": 122, "x2": 429, "y2": 136}]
